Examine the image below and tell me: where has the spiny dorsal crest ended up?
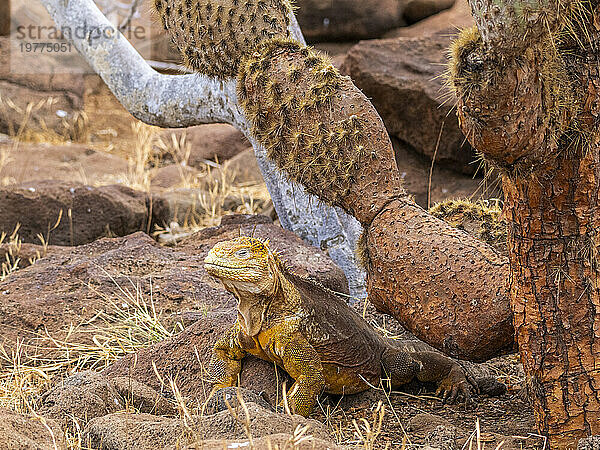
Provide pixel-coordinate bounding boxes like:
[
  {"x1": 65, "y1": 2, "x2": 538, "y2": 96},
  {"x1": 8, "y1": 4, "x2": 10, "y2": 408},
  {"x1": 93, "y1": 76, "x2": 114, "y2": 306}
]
[{"x1": 153, "y1": 0, "x2": 293, "y2": 77}]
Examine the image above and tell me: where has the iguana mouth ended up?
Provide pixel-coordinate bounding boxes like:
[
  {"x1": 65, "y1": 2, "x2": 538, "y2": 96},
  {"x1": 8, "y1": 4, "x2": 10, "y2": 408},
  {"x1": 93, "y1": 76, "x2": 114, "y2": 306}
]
[{"x1": 204, "y1": 263, "x2": 252, "y2": 271}]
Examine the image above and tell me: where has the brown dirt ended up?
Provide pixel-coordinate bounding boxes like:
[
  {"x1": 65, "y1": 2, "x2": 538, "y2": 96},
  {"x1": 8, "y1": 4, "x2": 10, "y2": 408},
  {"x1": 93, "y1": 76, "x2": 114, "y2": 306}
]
[
  {"x1": 0, "y1": 141, "x2": 129, "y2": 186},
  {"x1": 318, "y1": 385, "x2": 540, "y2": 449}
]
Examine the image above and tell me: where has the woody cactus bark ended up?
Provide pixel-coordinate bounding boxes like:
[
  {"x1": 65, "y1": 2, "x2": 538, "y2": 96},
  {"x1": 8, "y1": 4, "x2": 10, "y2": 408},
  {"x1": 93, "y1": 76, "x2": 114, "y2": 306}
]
[{"x1": 450, "y1": 0, "x2": 600, "y2": 446}]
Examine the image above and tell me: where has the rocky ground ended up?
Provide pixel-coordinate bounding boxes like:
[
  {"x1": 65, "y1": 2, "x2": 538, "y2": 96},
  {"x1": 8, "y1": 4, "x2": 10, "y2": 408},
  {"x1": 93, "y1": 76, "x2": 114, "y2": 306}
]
[{"x1": 0, "y1": 0, "x2": 536, "y2": 449}]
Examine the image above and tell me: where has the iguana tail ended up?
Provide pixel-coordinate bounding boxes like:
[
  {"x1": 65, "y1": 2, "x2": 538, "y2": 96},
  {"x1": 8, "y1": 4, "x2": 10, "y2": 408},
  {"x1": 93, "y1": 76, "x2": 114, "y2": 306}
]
[{"x1": 474, "y1": 376, "x2": 507, "y2": 397}]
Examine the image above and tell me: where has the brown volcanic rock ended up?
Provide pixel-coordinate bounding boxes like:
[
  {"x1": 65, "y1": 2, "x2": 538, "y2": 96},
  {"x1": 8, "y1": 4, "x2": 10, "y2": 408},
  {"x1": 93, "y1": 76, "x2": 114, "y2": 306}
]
[
  {"x1": 164, "y1": 124, "x2": 250, "y2": 168},
  {"x1": 403, "y1": 0, "x2": 455, "y2": 24},
  {"x1": 392, "y1": 138, "x2": 496, "y2": 208},
  {"x1": 37, "y1": 371, "x2": 176, "y2": 428},
  {"x1": 341, "y1": 31, "x2": 477, "y2": 175},
  {"x1": 83, "y1": 405, "x2": 334, "y2": 450},
  {"x1": 0, "y1": 180, "x2": 169, "y2": 246},
  {"x1": 0, "y1": 232, "x2": 221, "y2": 345},
  {"x1": 0, "y1": 241, "x2": 64, "y2": 270},
  {"x1": 385, "y1": 0, "x2": 473, "y2": 39},
  {"x1": 295, "y1": 0, "x2": 404, "y2": 42},
  {"x1": 0, "y1": 408, "x2": 67, "y2": 450}
]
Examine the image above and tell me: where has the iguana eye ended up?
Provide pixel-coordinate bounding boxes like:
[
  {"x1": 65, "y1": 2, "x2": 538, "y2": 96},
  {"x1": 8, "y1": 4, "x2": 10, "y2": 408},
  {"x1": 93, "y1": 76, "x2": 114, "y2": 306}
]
[{"x1": 235, "y1": 249, "x2": 250, "y2": 258}]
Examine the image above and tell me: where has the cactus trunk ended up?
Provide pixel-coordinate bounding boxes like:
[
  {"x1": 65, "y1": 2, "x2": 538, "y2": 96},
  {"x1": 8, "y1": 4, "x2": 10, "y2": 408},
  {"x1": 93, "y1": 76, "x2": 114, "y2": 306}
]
[
  {"x1": 505, "y1": 158, "x2": 600, "y2": 447},
  {"x1": 451, "y1": 0, "x2": 600, "y2": 445}
]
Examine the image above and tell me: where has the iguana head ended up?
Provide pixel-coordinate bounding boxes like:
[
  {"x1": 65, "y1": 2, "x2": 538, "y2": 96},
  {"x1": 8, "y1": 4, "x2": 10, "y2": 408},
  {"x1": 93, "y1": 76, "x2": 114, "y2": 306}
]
[{"x1": 204, "y1": 237, "x2": 282, "y2": 335}]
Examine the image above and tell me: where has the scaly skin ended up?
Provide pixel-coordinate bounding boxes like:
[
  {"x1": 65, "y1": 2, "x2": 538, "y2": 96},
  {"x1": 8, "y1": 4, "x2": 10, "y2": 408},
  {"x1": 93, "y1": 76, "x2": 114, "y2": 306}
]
[{"x1": 204, "y1": 237, "x2": 475, "y2": 416}]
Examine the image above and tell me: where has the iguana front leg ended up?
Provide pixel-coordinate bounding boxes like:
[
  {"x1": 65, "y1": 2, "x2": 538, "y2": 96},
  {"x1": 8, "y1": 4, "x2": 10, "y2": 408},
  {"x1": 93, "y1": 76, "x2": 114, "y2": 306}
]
[
  {"x1": 270, "y1": 330, "x2": 325, "y2": 417},
  {"x1": 211, "y1": 322, "x2": 247, "y2": 388}
]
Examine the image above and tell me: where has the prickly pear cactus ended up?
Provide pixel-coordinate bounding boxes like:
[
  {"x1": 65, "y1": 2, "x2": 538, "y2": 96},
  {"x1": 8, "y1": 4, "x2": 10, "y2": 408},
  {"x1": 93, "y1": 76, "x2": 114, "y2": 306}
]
[
  {"x1": 154, "y1": 0, "x2": 292, "y2": 77},
  {"x1": 429, "y1": 199, "x2": 507, "y2": 255},
  {"x1": 447, "y1": 1, "x2": 584, "y2": 174},
  {"x1": 154, "y1": 0, "x2": 403, "y2": 221},
  {"x1": 468, "y1": 0, "x2": 564, "y2": 52},
  {"x1": 238, "y1": 40, "x2": 372, "y2": 205}
]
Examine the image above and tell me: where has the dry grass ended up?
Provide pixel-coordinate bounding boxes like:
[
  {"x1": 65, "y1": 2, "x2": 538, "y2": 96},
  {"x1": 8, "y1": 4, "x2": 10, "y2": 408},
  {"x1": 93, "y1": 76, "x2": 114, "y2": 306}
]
[
  {"x1": 115, "y1": 123, "x2": 270, "y2": 242},
  {"x1": 0, "y1": 225, "x2": 21, "y2": 282},
  {"x1": 353, "y1": 402, "x2": 388, "y2": 450},
  {"x1": 462, "y1": 419, "x2": 507, "y2": 450},
  {"x1": 192, "y1": 160, "x2": 271, "y2": 227},
  {"x1": 0, "y1": 95, "x2": 89, "y2": 145},
  {"x1": 0, "y1": 212, "x2": 64, "y2": 282},
  {"x1": 0, "y1": 138, "x2": 11, "y2": 186},
  {"x1": 155, "y1": 129, "x2": 195, "y2": 188},
  {"x1": 0, "y1": 96, "x2": 89, "y2": 188},
  {"x1": 151, "y1": 134, "x2": 271, "y2": 243},
  {"x1": 121, "y1": 122, "x2": 159, "y2": 191},
  {"x1": 0, "y1": 273, "x2": 181, "y2": 416},
  {"x1": 0, "y1": 223, "x2": 52, "y2": 282}
]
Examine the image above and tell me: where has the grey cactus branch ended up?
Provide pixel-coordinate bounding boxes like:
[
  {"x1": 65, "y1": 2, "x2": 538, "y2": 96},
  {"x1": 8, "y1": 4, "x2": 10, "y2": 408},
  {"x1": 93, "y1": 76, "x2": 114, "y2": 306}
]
[{"x1": 38, "y1": 0, "x2": 366, "y2": 296}]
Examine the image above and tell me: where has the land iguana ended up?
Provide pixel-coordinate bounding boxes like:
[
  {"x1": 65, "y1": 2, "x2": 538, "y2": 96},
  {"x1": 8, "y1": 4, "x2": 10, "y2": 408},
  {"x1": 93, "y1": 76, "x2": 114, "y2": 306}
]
[{"x1": 204, "y1": 236, "x2": 498, "y2": 416}]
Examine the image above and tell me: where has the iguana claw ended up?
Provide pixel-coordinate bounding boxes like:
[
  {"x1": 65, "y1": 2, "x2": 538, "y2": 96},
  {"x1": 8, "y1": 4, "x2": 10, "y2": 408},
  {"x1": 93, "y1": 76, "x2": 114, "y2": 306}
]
[{"x1": 435, "y1": 365, "x2": 474, "y2": 406}]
